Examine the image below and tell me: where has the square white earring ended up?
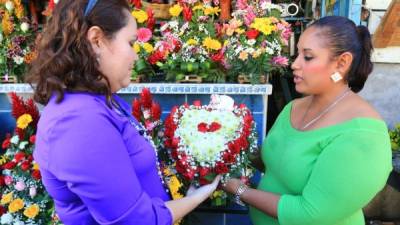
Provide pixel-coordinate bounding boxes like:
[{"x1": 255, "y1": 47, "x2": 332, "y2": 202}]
[{"x1": 330, "y1": 72, "x2": 342, "y2": 83}]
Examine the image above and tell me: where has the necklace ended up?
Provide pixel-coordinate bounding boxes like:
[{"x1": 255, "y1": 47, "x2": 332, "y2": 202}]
[
  {"x1": 110, "y1": 99, "x2": 169, "y2": 194},
  {"x1": 301, "y1": 87, "x2": 351, "y2": 130}
]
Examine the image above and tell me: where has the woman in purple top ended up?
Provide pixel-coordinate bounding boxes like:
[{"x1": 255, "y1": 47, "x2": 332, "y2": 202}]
[{"x1": 26, "y1": 0, "x2": 220, "y2": 224}]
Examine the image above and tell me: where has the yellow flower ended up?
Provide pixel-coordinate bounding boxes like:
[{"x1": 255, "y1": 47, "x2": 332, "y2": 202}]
[
  {"x1": 32, "y1": 162, "x2": 39, "y2": 170},
  {"x1": 204, "y1": 6, "x2": 220, "y2": 16},
  {"x1": 250, "y1": 18, "x2": 274, "y2": 35},
  {"x1": 16, "y1": 113, "x2": 32, "y2": 129},
  {"x1": 239, "y1": 51, "x2": 249, "y2": 61},
  {"x1": 186, "y1": 39, "x2": 198, "y2": 45},
  {"x1": 133, "y1": 43, "x2": 140, "y2": 53},
  {"x1": 252, "y1": 50, "x2": 261, "y2": 58},
  {"x1": 8, "y1": 198, "x2": 24, "y2": 213},
  {"x1": 0, "y1": 155, "x2": 8, "y2": 165},
  {"x1": 143, "y1": 43, "x2": 154, "y2": 53},
  {"x1": 235, "y1": 28, "x2": 245, "y2": 34},
  {"x1": 223, "y1": 40, "x2": 229, "y2": 47},
  {"x1": 1, "y1": 192, "x2": 13, "y2": 205},
  {"x1": 168, "y1": 176, "x2": 183, "y2": 200},
  {"x1": 24, "y1": 204, "x2": 40, "y2": 219},
  {"x1": 192, "y1": 4, "x2": 204, "y2": 11},
  {"x1": 169, "y1": 4, "x2": 183, "y2": 17},
  {"x1": 15, "y1": 3, "x2": 24, "y2": 19},
  {"x1": 1, "y1": 11, "x2": 14, "y2": 36},
  {"x1": 131, "y1": 10, "x2": 148, "y2": 23},
  {"x1": 202, "y1": 37, "x2": 222, "y2": 51}
]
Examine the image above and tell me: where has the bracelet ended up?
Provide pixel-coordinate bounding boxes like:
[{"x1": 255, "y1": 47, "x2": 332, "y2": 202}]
[{"x1": 234, "y1": 182, "x2": 249, "y2": 206}]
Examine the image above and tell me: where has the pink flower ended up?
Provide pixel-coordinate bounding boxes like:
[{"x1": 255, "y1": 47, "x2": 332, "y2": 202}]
[
  {"x1": 244, "y1": 9, "x2": 256, "y2": 26},
  {"x1": 4, "y1": 176, "x2": 13, "y2": 185},
  {"x1": 272, "y1": 56, "x2": 289, "y2": 66},
  {"x1": 15, "y1": 180, "x2": 26, "y2": 191},
  {"x1": 137, "y1": 28, "x2": 152, "y2": 43},
  {"x1": 236, "y1": 0, "x2": 249, "y2": 10}
]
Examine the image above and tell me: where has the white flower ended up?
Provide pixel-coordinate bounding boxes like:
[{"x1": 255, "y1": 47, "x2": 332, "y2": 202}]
[
  {"x1": 29, "y1": 186, "x2": 37, "y2": 198},
  {"x1": 143, "y1": 110, "x2": 151, "y2": 119},
  {"x1": 18, "y1": 141, "x2": 28, "y2": 150},
  {"x1": 0, "y1": 33, "x2": 3, "y2": 42},
  {"x1": 246, "y1": 39, "x2": 256, "y2": 46},
  {"x1": 13, "y1": 221, "x2": 24, "y2": 225},
  {"x1": 1, "y1": 213, "x2": 13, "y2": 224},
  {"x1": 5, "y1": 1, "x2": 14, "y2": 12},
  {"x1": 13, "y1": 56, "x2": 24, "y2": 65},
  {"x1": 10, "y1": 135, "x2": 19, "y2": 144},
  {"x1": 15, "y1": 180, "x2": 26, "y2": 191},
  {"x1": 20, "y1": 22, "x2": 29, "y2": 33}
]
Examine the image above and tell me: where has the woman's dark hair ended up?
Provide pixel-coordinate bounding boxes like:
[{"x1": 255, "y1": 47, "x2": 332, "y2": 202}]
[
  {"x1": 309, "y1": 16, "x2": 373, "y2": 93},
  {"x1": 26, "y1": 0, "x2": 130, "y2": 105}
]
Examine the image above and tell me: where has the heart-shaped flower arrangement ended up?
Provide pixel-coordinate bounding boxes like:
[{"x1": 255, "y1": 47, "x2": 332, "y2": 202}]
[{"x1": 163, "y1": 95, "x2": 258, "y2": 187}]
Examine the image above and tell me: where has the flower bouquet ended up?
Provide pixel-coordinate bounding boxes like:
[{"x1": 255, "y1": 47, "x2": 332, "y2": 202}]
[
  {"x1": 162, "y1": 95, "x2": 258, "y2": 205},
  {"x1": 130, "y1": 0, "x2": 158, "y2": 82},
  {"x1": 152, "y1": 0, "x2": 227, "y2": 82},
  {"x1": 222, "y1": 0, "x2": 292, "y2": 84},
  {"x1": 0, "y1": 0, "x2": 37, "y2": 83},
  {"x1": 0, "y1": 93, "x2": 61, "y2": 224}
]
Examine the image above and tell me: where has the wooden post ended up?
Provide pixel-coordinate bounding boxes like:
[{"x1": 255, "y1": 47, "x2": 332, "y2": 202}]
[
  {"x1": 373, "y1": 0, "x2": 400, "y2": 48},
  {"x1": 219, "y1": 0, "x2": 231, "y2": 21}
]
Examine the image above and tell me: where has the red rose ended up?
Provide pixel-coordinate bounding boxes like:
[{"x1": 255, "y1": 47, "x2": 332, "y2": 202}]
[
  {"x1": 215, "y1": 162, "x2": 229, "y2": 174},
  {"x1": 27, "y1": 155, "x2": 34, "y2": 162},
  {"x1": 193, "y1": 100, "x2": 201, "y2": 107},
  {"x1": 246, "y1": 29, "x2": 259, "y2": 39},
  {"x1": 1, "y1": 135, "x2": 11, "y2": 149},
  {"x1": 3, "y1": 161, "x2": 16, "y2": 170},
  {"x1": 32, "y1": 170, "x2": 41, "y2": 180},
  {"x1": 29, "y1": 135, "x2": 36, "y2": 144},
  {"x1": 197, "y1": 122, "x2": 208, "y2": 133},
  {"x1": 0, "y1": 176, "x2": 5, "y2": 186},
  {"x1": 199, "y1": 167, "x2": 210, "y2": 177},
  {"x1": 228, "y1": 142, "x2": 241, "y2": 155},
  {"x1": 20, "y1": 161, "x2": 31, "y2": 171},
  {"x1": 183, "y1": 169, "x2": 195, "y2": 180},
  {"x1": 0, "y1": 205, "x2": 5, "y2": 216},
  {"x1": 171, "y1": 137, "x2": 180, "y2": 148},
  {"x1": 222, "y1": 152, "x2": 236, "y2": 163},
  {"x1": 211, "y1": 50, "x2": 224, "y2": 62},
  {"x1": 14, "y1": 152, "x2": 25, "y2": 162},
  {"x1": 208, "y1": 122, "x2": 221, "y2": 132}
]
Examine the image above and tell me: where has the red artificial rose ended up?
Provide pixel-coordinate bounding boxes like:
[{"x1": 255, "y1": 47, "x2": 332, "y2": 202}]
[
  {"x1": 0, "y1": 176, "x2": 5, "y2": 186},
  {"x1": 14, "y1": 151, "x2": 25, "y2": 162},
  {"x1": 215, "y1": 162, "x2": 229, "y2": 174},
  {"x1": 0, "y1": 205, "x2": 5, "y2": 216},
  {"x1": 211, "y1": 50, "x2": 224, "y2": 62},
  {"x1": 29, "y1": 135, "x2": 36, "y2": 144},
  {"x1": 197, "y1": 122, "x2": 208, "y2": 133},
  {"x1": 183, "y1": 169, "x2": 195, "y2": 180},
  {"x1": 222, "y1": 151, "x2": 236, "y2": 163},
  {"x1": 20, "y1": 161, "x2": 31, "y2": 171},
  {"x1": 246, "y1": 29, "x2": 259, "y2": 39},
  {"x1": 27, "y1": 155, "x2": 34, "y2": 162},
  {"x1": 199, "y1": 167, "x2": 210, "y2": 177},
  {"x1": 193, "y1": 100, "x2": 201, "y2": 107},
  {"x1": 228, "y1": 142, "x2": 241, "y2": 155},
  {"x1": 208, "y1": 122, "x2": 221, "y2": 132},
  {"x1": 183, "y1": 5, "x2": 192, "y2": 22},
  {"x1": 3, "y1": 161, "x2": 16, "y2": 170},
  {"x1": 32, "y1": 170, "x2": 41, "y2": 180},
  {"x1": 171, "y1": 137, "x2": 180, "y2": 148},
  {"x1": 148, "y1": 51, "x2": 165, "y2": 65}
]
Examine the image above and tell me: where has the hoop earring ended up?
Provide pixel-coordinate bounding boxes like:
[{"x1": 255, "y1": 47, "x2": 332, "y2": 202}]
[{"x1": 330, "y1": 72, "x2": 342, "y2": 83}]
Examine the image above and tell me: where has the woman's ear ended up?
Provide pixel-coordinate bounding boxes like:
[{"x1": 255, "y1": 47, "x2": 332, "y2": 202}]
[
  {"x1": 87, "y1": 26, "x2": 104, "y2": 54},
  {"x1": 336, "y1": 52, "x2": 353, "y2": 76}
]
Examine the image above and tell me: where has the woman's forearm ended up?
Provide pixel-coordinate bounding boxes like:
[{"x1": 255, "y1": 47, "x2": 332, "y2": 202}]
[{"x1": 165, "y1": 195, "x2": 202, "y2": 223}]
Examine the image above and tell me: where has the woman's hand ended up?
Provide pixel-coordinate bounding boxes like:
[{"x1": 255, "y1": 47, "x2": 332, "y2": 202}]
[
  {"x1": 221, "y1": 178, "x2": 242, "y2": 194},
  {"x1": 186, "y1": 175, "x2": 222, "y2": 203}
]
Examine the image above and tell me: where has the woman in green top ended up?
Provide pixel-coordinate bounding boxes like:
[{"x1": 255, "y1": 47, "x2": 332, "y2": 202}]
[{"x1": 223, "y1": 16, "x2": 392, "y2": 225}]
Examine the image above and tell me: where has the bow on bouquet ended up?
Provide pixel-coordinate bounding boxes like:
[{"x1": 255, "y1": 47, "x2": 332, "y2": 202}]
[{"x1": 163, "y1": 94, "x2": 258, "y2": 205}]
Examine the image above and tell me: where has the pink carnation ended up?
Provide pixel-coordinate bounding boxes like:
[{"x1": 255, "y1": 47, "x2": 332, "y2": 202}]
[
  {"x1": 137, "y1": 28, "x2": 152, "y2": 43},
  {"x1": 244, "y1": 9, "x2": 256, "y2": 27},
  {"x1": 272, "y1": 56, "x2": 289, "y2": 66}
]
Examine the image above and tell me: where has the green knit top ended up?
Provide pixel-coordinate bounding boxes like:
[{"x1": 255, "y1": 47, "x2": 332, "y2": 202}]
[{"x1": 250, "y1": 101, "x2": 392, "y2": 225}]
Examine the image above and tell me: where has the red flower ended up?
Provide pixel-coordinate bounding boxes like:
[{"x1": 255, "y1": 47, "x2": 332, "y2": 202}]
[
  {"x1": 140, "y1": 88, "x2": 153, "y2": 109},
  {"x1": 222, "y1": 151, "x2": 236, "y2": 163},
  {"x1": 131, "y1": 0, "x2": 142, "y2": 9},
  {"x1": 151, "y1": 103, "x2": 161, "y2": 120},
  {"x1": 246, "y1": 29, "x2": 259, "y2": 39},
  {"x1": 211, "y1": 50, "x2": 224, "y2": 62},
  {"x1": 29, "y1": 135, "x2": 36, "y2": 144},
  {"x1": 20, "y1": 161, "x2": 31, "y2": 171},
  {"x1": 27, "y1": 155, "x2": 34, "y2": 162},
  {"x1": 171, "y1": 137, "x2": 180, "y2": 148},
  {"x1": 228, "y1": 142, "x2": 241, "y2": 155},
  {"x1": 197, "y1": 122, "x2": 208, "y2": 133},
  {"x1": 193, "y1": 100, "x2": 201, "y2": 107},
  {"x1": 1, "y1": 134, "x2": 11, "y2": 149},
  {"x1": 239, "y1": 103, "x2": 246, "y2": 109},
  {"x1": 0, "y1": 176, "x2": 5, "y2": 186},
  {"x1": 148, "y1": 50, "x2": 165, "y2": 65},
  {"x1": 0, "y1": 205, "x2": 5, "y2": 216},
  {"x1": 183, "y1": 5, "x2": 192, "y2": 22},
  {"x1": 32, "y1": 170, "x2": 41, "y2": 180},
  {"x1": 14, "y1": 152, "x2": 25, "y2": 162},
  {"x1": 3, "y1": 161, "x2": 17, "y2": 170},
  {"x1": 132, "y1": 99, "x2": 141, "y2": 121},
  {"x1": 199, "y1": 177, "x2": 211, "y2": 185},
  {"x1": 215, "y1": 162, "x2": 229, "y2": 174},
  {"x1": 199, "y1": 167, "x2": 210, "y2": 177},
  {"x1": 147, "y1": 8, "x2": 156, "y2": 30},
  {"x1": 171, "y1": 38, "x2": 181, "y2": 53},
  {"x1": 208, "y1": 122, "x2": 221, "y2": 132}
]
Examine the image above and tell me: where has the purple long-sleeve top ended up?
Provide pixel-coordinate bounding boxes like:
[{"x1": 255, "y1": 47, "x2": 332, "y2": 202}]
[{"x1": 34, "y1": 92, "x2": 172, "y2": 225}]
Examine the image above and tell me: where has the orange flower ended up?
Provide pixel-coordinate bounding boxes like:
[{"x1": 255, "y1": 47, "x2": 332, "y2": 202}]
[
  {"x1": 1, "y1": 12, "x2": 14, "y2": 36},
  {"x1": 24, "y1": 51, "x2": 37, "y2": 64},
  {"x1": 15, "y1": 3, "x2": 24, "y2": 19}
]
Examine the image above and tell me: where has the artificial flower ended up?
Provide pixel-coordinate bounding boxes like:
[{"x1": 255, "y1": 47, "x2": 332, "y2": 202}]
[
  {"x1": 8, "y1": 198, "x2": 24, "y2": 213},
  {"x1": 169, "y1": 4, "x2": 183, "y2": 17},
  {"x1": 137, "y1": 27, "x2": 152, "y2": 42},
  {"x1": 23, "y1": 204, "x2": 39, "y2": 219},
  {"x1": 131, "y1": 10, "x2": 148, "y2": 23},
  {"x1": 16, "y1": 114, "x2": 32, "y2": 129}
]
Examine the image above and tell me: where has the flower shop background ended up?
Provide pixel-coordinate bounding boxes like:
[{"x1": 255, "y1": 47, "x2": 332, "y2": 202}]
[{"x1": 1, "y1": 0, "x2": 400, "y2": 225}]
